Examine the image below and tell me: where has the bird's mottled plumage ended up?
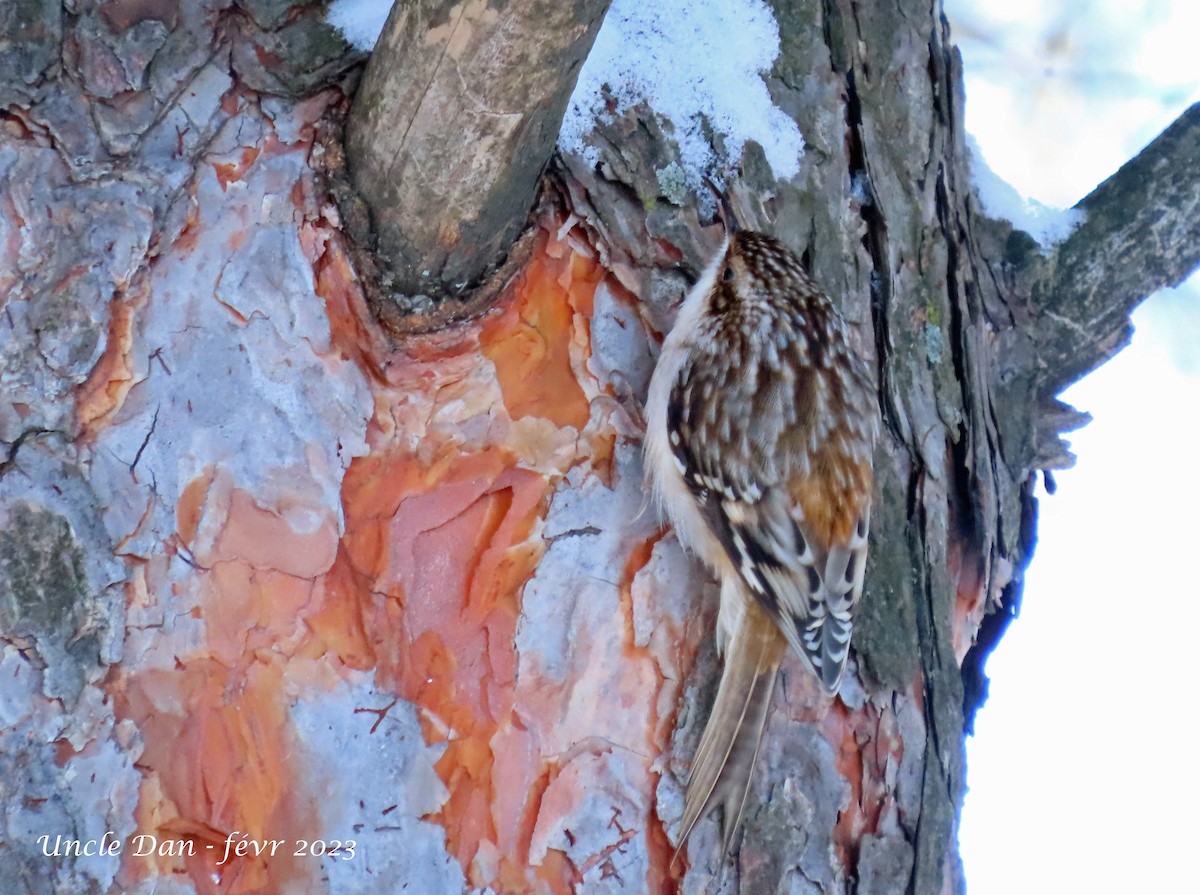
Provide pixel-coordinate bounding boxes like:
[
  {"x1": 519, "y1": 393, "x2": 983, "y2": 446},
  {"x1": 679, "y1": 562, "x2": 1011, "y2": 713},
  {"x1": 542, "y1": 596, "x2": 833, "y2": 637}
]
[{"x1": 644, "y1": 229, "x2": 878, "y2": 856}]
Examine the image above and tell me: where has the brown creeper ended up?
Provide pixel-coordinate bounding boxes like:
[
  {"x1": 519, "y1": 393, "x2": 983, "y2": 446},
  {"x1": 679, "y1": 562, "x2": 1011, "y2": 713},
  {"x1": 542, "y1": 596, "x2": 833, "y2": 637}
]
[{"x1": 644, "y1": 226, "x2": 878, "y2": 855}]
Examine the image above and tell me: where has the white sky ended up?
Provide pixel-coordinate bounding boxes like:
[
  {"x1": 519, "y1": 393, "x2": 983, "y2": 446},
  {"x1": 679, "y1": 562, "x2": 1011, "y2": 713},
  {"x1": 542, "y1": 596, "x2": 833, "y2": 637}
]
[{"x1": 948, "y1": 1, "x2": 1200, "y2": 891}]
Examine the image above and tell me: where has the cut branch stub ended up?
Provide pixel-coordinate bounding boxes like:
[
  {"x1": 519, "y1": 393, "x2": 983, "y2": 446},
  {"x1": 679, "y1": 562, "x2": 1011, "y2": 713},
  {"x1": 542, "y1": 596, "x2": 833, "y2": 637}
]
[
  {"x1": 345, "y1": 0, "x2": 611, "y2": 319},
  {"x1": 1037, "y1": 103, "x2": 1200, "y2": 397}
]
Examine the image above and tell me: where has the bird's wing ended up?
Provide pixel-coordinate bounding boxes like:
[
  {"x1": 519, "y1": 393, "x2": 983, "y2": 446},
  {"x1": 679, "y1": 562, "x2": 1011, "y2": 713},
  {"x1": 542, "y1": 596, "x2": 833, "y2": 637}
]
[{"x1": 666, "y1": 331, "x2": 874, "y2": 693}]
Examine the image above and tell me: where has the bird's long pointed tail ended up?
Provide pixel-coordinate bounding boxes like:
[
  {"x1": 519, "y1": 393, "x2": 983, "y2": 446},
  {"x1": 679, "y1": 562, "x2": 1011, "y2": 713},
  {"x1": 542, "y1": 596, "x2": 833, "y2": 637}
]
[{"x1": 675, "y1": 605, "x2": 784, "y2": 858}]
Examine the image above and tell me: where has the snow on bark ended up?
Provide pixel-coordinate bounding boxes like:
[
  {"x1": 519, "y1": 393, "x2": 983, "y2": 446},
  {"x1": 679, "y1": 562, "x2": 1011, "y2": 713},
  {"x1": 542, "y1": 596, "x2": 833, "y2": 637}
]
[
  {"x1": 560, "y1": 0, "x2": 805, "y2": 188},
  {"x1": 965, "y1": 134, "x2": 1083, "y2": 246}
]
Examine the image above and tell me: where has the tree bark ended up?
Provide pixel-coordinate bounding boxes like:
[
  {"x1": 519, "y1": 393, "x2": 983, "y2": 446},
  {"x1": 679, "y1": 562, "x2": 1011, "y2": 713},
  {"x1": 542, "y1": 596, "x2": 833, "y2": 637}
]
[
  {"x1": 1034, "y1": 103, "x2": 1200, "y2": 396},
  {"x1": 1, "y1": 2, "x2": 1197, "y2": 895},
  {"x1": 344, "y1": 0, "x2": 610, "y2": 323}
]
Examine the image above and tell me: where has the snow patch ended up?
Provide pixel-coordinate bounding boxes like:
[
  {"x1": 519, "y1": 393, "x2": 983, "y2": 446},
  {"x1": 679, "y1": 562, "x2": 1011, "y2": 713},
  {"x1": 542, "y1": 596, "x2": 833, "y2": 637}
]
[
  {"x1": 966, "y1": 133, "x2": 1084, "y2": 246},
  {"x1": 326, "y1": 0, "x2": 391, "y2": 51},
  {"x1": 326, "y1": 0, "x2": 805, "y2": 193},
  {"x1": 560, "y1": 0, "x2": 804, "y2": 189}
]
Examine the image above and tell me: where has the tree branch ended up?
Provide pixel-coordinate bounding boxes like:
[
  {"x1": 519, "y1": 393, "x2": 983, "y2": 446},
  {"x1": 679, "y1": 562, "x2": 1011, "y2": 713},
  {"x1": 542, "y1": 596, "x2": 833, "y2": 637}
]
[
  {"x1": 1036, "y1": 103, "x2": 1200, "y2": 397},
  {"x1": 344, "y1": 0, "x2": 610, "y2": 327}
]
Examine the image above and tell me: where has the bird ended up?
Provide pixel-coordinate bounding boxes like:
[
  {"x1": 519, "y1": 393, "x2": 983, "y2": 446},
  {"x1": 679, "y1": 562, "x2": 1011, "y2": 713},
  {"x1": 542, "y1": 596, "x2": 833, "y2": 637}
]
[{"x1": 643, "y1": 208, "x2": 878, "y2": 857}]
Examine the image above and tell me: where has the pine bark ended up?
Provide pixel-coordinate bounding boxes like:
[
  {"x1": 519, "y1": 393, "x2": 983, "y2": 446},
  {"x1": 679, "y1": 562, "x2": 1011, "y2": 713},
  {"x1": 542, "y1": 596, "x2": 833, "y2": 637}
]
[{"x1": 1, "y1": 3, "x2": 1197, "y2": 895}]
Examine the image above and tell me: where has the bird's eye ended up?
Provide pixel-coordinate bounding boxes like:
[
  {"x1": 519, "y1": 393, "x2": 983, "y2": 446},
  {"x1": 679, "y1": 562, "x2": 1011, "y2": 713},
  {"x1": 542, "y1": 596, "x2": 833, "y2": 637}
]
[{"x1": 722, "y1": 266, "x2": 734, "y2": 282}]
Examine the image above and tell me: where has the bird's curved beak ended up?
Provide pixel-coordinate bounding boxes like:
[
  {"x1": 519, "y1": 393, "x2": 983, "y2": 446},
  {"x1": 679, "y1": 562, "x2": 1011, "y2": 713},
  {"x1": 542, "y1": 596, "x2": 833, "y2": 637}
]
[{"x1": 703, "y1": 177, "x2": 741, "y2": 235}]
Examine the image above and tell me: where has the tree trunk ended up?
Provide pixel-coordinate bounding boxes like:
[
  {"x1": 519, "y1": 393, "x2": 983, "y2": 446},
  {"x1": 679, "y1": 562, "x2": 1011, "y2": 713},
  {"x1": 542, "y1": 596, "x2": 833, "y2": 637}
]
[{"x1": 1, "y1": 3, "x2": 1196, "y2": 895}]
